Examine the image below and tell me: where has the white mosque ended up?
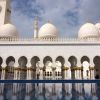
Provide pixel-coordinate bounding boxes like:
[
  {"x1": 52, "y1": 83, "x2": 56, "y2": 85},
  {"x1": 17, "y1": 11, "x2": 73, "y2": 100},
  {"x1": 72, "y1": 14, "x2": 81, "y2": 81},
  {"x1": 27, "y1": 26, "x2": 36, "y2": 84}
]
[{"x1": 0, "y1": 0, "x2": 100, "y2": 80}]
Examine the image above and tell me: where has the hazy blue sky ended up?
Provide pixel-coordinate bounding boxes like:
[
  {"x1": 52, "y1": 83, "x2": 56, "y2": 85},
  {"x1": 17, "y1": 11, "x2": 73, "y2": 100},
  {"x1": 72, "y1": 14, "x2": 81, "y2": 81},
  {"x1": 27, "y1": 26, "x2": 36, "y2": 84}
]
[{"x1": 11, "y1": 0, "x2": 100, "y2": 38}]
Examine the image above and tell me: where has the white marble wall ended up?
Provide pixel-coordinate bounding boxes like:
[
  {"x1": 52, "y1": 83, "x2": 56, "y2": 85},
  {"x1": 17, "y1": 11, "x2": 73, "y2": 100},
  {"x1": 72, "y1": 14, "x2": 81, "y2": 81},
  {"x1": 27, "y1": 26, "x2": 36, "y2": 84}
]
[{"x1": 0, "y1": 42, "x2": 99, "y2": 79}]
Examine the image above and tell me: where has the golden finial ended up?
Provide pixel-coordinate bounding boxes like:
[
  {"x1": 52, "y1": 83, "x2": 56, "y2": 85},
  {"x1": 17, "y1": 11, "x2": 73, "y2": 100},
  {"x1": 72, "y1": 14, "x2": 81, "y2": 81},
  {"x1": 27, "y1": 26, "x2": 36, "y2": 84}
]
[{"x1": 47, "y1": 20, "x2": 52, "y2": 23}]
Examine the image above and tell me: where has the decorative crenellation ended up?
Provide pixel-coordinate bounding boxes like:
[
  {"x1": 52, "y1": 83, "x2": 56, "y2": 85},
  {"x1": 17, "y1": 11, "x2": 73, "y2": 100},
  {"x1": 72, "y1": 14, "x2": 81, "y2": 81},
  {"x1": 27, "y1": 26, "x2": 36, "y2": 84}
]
[{"x1": 0, "y1": 37, "x2": 100, "y2": 43}]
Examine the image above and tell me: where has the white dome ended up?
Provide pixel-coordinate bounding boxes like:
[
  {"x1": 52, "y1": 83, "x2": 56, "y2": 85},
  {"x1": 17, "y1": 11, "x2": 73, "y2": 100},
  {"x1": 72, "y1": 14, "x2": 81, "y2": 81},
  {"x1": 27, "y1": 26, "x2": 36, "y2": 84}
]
[
  {"x1": 78, "y1": 23, "x2": 99, "y2": 38},
  {"x1": 0, "y1": 23, "x2": 18, "y2": 37},
  {"x1": 95, "y1": 23, "x2": 100, "y2": 33},
  {"x1": 38, "y1": 22, "x2": 58, "y2": 38}
]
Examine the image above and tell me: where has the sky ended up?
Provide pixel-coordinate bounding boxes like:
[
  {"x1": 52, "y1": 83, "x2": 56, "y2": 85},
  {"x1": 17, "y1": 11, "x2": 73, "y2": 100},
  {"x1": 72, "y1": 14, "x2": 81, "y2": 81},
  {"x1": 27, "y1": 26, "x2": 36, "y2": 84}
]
[{"x1": 11, "y1": 0, "x2": 100, "y2": 38}]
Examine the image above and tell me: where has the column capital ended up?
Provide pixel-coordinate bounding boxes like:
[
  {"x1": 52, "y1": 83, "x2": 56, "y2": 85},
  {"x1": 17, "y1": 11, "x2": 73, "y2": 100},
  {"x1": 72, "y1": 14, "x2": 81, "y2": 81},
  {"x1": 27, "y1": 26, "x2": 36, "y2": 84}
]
[
  {"x1": 39, "y1": 61, "x2": 44, "y2": 68},
  {"x1": 65, "y1": 61, "x2": 71, "y2": 68},
  {"x1": 27, "y1": 58, "x2": 31, "y2": 68},
  {"x1": 90, "y1": 58, "x2": 94, "y2": 67}
]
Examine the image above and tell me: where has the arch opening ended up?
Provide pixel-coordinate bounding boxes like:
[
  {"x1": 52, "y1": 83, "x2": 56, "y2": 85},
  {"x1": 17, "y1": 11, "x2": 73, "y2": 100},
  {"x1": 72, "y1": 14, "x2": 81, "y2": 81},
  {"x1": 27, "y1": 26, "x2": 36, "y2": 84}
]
[
  {"x1": 31, "y1": 56, "x2": 40, "y2": 68},
  {"x1": 55, "y1": 56, "x2": 65, "y2": 79},
  {"x1": 81, "y1": 56, "x2": 90, "y2": 68},
  {"x1": 43, "y1": 56, "x2": 52, "y2": 67},
  {"x1": 81, "y1": 56, "x2": 90, "y2": 64},
  {"x1": 93, "y1": 56, "x2": 100, "y2": 66},
  {"x1": 68, "y1": 56, "x2": 77, "y2": 67},
  {"x1": 6, "y1": 56, "x2": 15, "y2": 79},
  {"x1": 81, "y1": 56, "x2": 90, "y2": 79},
  {"x1": 93, "y1": 56, "x2": 100, "y2": 79},
  {"x1": 18, "y1": 56, "x2": 27, "y2": 68},
  {"x1": 55, "y1": 56, "x2": 65, "y2": 67},
  {"x1": 0, "y1": 57, "x2": 3, "y2": 67},
  {"x1": 68, "y1": 56, "x2": 77, "y2": 79},
  {"x1": 6, "y1": 56, "x2": 15, "y2": 67}
]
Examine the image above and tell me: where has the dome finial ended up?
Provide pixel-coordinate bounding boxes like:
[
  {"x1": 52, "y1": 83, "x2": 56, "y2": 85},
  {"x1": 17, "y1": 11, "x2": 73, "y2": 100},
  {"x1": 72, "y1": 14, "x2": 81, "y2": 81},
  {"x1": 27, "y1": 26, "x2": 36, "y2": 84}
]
[
  {"x1": 85, "y1": 19, "x2": 93, "y2": 24},
  {"x1": 47, "y1": 20, "x2": 52, "y2": 23}
]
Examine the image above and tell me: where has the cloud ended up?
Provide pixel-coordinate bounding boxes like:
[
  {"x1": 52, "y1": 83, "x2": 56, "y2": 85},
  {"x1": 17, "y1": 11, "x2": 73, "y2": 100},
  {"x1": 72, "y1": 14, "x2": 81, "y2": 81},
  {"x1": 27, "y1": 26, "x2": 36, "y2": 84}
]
[
  {"x1": 12, "y1": 0, "x2": 44, "y2": 18},
  {"x1": 79, "y1": 0, "x2": 100, "y2": 24},
  {"x1": 11, "y1": 10, "x2": 34, "y2": 38},
  {"x1": 64, "y1": 10, "x2": 79, "y2": 26},
  {"x1": 10, "y1": 0, "x2": 100, "y2": 38}
]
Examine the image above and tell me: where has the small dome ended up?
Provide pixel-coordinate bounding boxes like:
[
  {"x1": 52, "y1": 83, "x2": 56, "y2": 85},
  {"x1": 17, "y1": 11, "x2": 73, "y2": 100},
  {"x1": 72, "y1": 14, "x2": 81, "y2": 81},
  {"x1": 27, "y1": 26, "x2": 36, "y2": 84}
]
[
  {"x1": 95, "y1": 23, "x2": 100, "y2": 33},
  {"x1": 0, "y1": 23, "x2": 18, "y2": 37},
  {"x1": 38, "y1": 22, "x2": 58, "y2": 38},
  {"x1": 78, "y1": 23, "x2": 99, "y2": 38}
]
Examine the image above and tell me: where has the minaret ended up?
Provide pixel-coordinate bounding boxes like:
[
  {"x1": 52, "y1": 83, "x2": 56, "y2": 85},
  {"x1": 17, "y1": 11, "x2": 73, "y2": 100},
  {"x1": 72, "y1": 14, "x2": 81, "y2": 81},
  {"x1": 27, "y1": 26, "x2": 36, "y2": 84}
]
[
  {"x1": 34, "y1": 16, "x2": 39, "y2": 38},
  {"x1": 0, "y1": 0, "x2": 11, "y2": 26}
]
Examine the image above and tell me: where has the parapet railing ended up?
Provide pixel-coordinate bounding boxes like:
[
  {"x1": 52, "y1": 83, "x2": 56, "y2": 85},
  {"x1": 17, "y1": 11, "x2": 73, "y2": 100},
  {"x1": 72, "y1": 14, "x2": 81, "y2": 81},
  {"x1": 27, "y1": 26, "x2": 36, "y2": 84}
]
[{"x1": 0, "y1": 37, "x2": 100, "y2": 42}]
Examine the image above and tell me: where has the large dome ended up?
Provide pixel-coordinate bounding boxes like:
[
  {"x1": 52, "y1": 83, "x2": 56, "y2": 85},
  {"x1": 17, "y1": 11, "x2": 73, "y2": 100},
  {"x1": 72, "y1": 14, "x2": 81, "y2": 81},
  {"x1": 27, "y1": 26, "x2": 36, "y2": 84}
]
[
  {"x1": 95, "y1": 23, "x2": 100, "y2": 33},
  {"x1": 78, "y1": 23, "x2": 99, "y2": 39},
  {"x1": 38, "y1": 22, "x2": 58, "y2": 38},
  {"x1": 0, "y1": 23, "x2": 18, "y2": 37}
]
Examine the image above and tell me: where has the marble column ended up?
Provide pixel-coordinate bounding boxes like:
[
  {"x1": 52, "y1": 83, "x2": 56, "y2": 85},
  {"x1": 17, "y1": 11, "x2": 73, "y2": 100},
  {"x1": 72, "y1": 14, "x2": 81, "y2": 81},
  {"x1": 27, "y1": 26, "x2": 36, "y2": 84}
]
[
  {"x1": 39, "y1": 61, "x2": 43, "y2": 80},
  {"x1": 75, "y1": 69, "x2": 78, "y2": 79},
  {"x1": 38, "y1": 61, "x2": 43, "y2": 94},
  {"x1": 64, "y1": 63, "x2": 72, "y2": 94},
  {"x1": 63, "y1": 67, "x2": 69, "y2": 79},
  {"x1": 52, "y1": 63, "x2": 56, "y2": 80},
  {"x1": 90, "y1": 59, "x2": 95, "y2": 79},
  {"x1": 14, "y1": 58, "x2": 19, "y2": 80},
  {"x1": 77, "y1": 60, "x2": 82, "y2": 79},
  {"x1": 77, "y1": 61, "x2": 83, "y2": 94},
  {"x1": 1, "y1": 58, "x2": 6, "y2": 80},
  {"x1": 26, "y1": 59, "x2": 31, "y2": 80}
]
